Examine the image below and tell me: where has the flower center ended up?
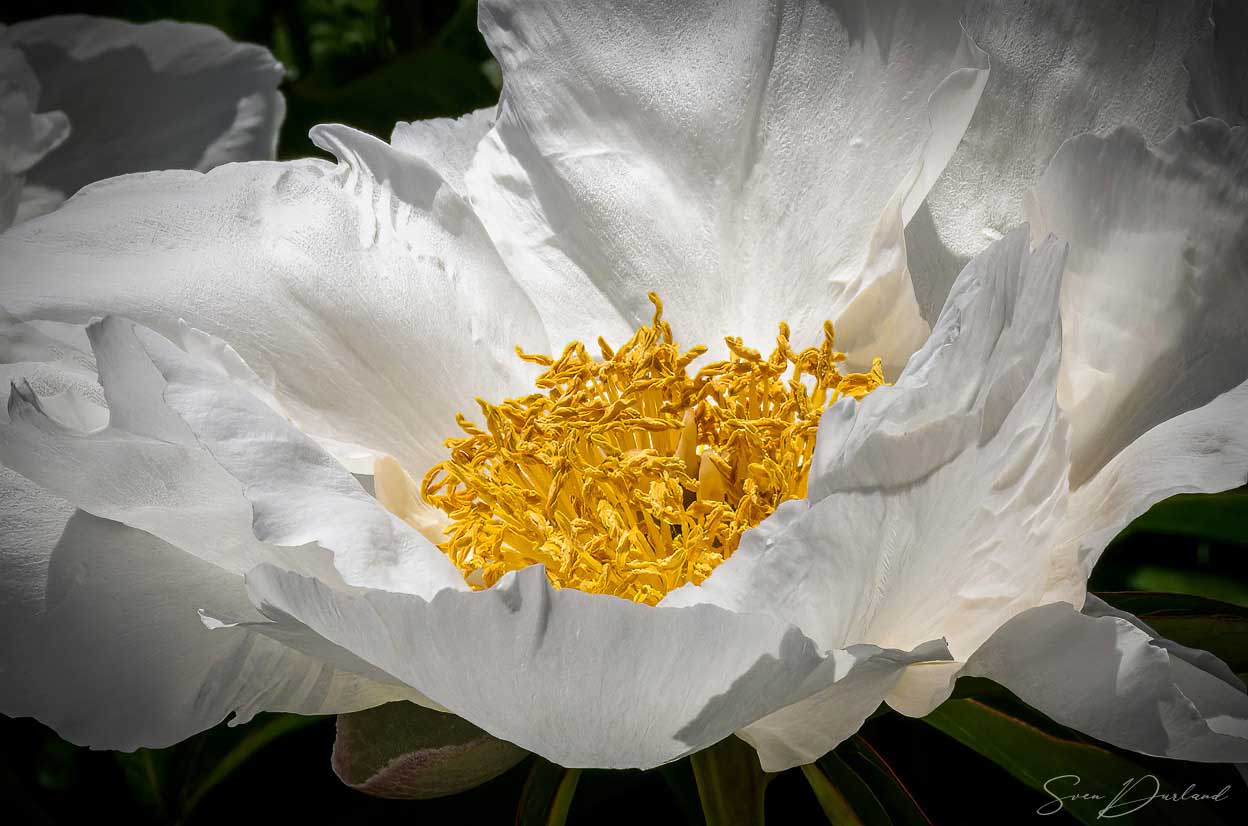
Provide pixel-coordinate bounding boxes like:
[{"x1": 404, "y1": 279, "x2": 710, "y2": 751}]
[{"x1": 417, "y1": 294, "x2": 884, "y2": 605}]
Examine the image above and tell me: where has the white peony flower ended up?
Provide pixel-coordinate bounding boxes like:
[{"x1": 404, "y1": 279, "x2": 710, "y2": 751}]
[
  {"x1": 0, "y1": 14, "x2": 285, "y2": 230},
  {"x1": 1, "y1": 0, "x2": 1246, "y2": 774}
]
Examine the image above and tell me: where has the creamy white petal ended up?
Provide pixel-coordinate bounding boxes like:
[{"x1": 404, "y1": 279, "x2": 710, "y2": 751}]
[
  {"x1": 0, "y1": 502, "x2": 414, "y2": 751},
  {"x1": 236, "y1": 561, "x2": 948, "y2": 770},
  {"x1": 469, "y1": 0, "x2": 987, "y2": 368},
  {"x1": 667, "y1": 230, "x2": 1072, "y2": 661},
  {"x1": 1, "y1": 15, "x2": 284, "y2": 201},
  {"x1": 907, "y1": 0, "x2": 1213, "y2": 319},
  {"x1": 962, "y1": 600, "x2": 1248, "y2": 762},
  {"x1": 0, "y1": 125, "x2": 547, "y2": 473},
  {"x1": 1027, "y1": 120, "x2": 1248, "y2": 485}
]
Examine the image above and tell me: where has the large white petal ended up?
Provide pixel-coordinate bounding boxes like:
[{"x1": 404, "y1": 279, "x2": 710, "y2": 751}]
[
  {"x1": 961, "y1": 599, "x2": 1248, "y2": 763},
  {"x1": 0, "y1": 125, "x2": 548, "y2": 473},
  {"x1": 234, "y1": 562, "x2": 946, "y2": 771},
  {"x1": 0, "y1": 362, "x2": 414, "y2": 750},
  {"x1": 0, "y1": 317, "x2": 341, "y2": 582},
  {"x1": 469, "y1": 0, "x2": 987, "y2": 368},
  {"x1": 0, "y1": 46, "x2": 69, "y2": 175},
  {"x1": 1028, "y1": 120, "x2": 1248, "y2": 486},
  {"x1": 667, "y1": 229, "x2": 1072, "y2": 661},
  {"x1": 0, "y1": 45, "x2": 68, "y2": 231},
  {"x1": 131, "y1": 318, "x2": 464, "y2": 597},
  {"x1": 906, "y1": 0, "x2": 1214, "y2": 319},
  {"x1": 1060, "y1": 377, "x2": 1248, "y2": 587},
  {"x1": 391, "y1": 107, "x2": 495, "y2": 194},
  {"x1": 0, "y1": 502, "x2": 413, "y2": 751},
  {"x1": 1, "y1": 15, "x2": 284, "y2": 201}
]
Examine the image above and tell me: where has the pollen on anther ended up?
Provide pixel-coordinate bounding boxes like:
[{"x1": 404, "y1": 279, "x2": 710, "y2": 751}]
[{"x1": 415, "y1": 293, "x2": 886, "y2": 605}]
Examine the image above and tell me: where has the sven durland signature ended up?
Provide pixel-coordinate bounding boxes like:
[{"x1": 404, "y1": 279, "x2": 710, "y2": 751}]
[{"x1": 1038, "y1": 774, "x2": 1231, "y2": 818}]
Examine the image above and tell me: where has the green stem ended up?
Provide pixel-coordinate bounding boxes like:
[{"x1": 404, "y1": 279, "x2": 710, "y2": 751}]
[
  {"x1": 689, "y1": 735, "x2": 771, "y2": 826},
  {"x1": 546, "y1": 768, "x2": 582, "y2": 826}
]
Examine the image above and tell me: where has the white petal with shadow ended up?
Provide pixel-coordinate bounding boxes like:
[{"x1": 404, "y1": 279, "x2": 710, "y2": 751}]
[
  {"x1": 0, "y1": 125, "x2": 548, "y2": 474},
  {"x1": 469, "y1": 0, "x2": 988, "y2": 368},
  {"x1": 1, "y1": 15, "x2": 284, "y2": 200}
]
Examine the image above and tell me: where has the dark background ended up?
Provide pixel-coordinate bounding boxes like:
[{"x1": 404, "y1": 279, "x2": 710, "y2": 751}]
[{"x1": 3, "y1": 2, "x2": 1247, "y2": 823}]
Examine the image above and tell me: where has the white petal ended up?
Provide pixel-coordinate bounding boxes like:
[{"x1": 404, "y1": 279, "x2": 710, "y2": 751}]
[
  {"x1": 1, "y1": 15, "x2": 284, "y2": 200},
  {"x1": 907, "y1": 0, "x2": 1213, "y2": 319},
  {"x1": 669, "y1": 230, "x2": 1072, "y2": 661},
  {"x1": 391, "y1": 107, "x2": 495, "y2": 194},
  {"x1": 0, "y1": 317, "x2": 343, "y2": 583},
  {"x1": 0, "y1": 125, "x2": 548, "y2": 473},
  {"x1": 0, "y1": 500, "x2": 413, "y2": 751},
  {"x1": 0, "y1": 46, "x2": 69, "y2": 174},
  {"x1": 737, "y1": 639, "x2": 949, "y2": 771},
  {"x1": 134, "y1": 318, "x2": 465, "y2": 597},
  {"x1": 1028, "y1": 120, "x2": 1248, "y2": 486},
  {"x1": 469, "y1": 0, "x2": 987, "y2": 368},
  {"x1": 1060, "y1": 377, "x2": 1248, "y2": 585},
  {"x1": 237, "y1": 561, "x2": 949, "y2": 770},
  {"x1": 962, "y1": 600, "x2": 1248, "y2": 762}
]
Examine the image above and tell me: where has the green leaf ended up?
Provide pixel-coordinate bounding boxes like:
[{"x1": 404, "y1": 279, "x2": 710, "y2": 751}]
[
  {"x1": 834, "y1": 737, "x2": 932, "y2": 826},
  {"x1": 922, "y1": 697, "x2": 1228, "y2": 825},
  {"x1": 115, "y1": 712, "x2": 321, "y2": 822},
  {"x1": 689, "y1": 735, "x2": 772, "y2": 826},
  {"x1": 332, "y1": 701, "x2": 528, "y2": 800},
  {"x1": 1096, "y1": 591, "x2": 1248, "y2": 672},
  {"x1": 1120, "y1": 490, "x2": 1248, "y2": 548},
  {"x1": 182, "y1": 714, "x2": 320, "y2": 814},
  {"x1": 802, "y1": 751, "x2": 891, "y2": 825},
  {"x1": 516, "y1": 758, "x2": 581, "y2": 826}
]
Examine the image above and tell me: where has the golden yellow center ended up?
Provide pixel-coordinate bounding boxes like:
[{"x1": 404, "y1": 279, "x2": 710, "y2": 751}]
[{"x1": 412, "y1": 295, "x2": 884, "y2": 605}]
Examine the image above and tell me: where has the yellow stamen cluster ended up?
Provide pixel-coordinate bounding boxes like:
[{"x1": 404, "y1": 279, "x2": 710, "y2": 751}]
[{"x1": 420, "y1": 295, "x2": 885, "y2": 605}]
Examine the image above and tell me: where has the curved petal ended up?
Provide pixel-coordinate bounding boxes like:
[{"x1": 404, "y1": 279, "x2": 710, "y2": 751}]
[
  {"x1": 0, "y1": 317, "x2": 343, "y2": 582},
  {"x1": 961, "y1": 600, "x2": 1248, "y2": 762},
  {"x1": 1060, "y1": 377, "x2": 1248, "y2": 586},
  {"x1": 1, "y1": 15, "x2": 284, "y2": 200},
  {"x1": 0, "y1": 502, "x2": 414, "y2": 751},
  {"x1": 906, "y1": 0, "x2": 1213, "y2": 319},
  {"x1": 132, "y1": 318, "x2": 465, "y2": 597},
  {"x1": 469, "y1": 0, "x2": 987, "y2": 368},
  {"x1": 391, "y1": 107, "x2": 495, "y2": 194},
  {"x1": 0, "y1": 46, "x2": 69, "y2": 174},
  {"x1": 667, "y1": 229, "x2": 1073, "y2": 661},
  {"x1": 1027, "y1": 120, "x2": 1248, "y2": 486},
  {"x1": 736, "y1": 639, "x2": 949, "y2": 771},
  {"x1": 236, "y1": 561, "x2": 946, "y2": 770},
  {"x1": 0, "y1": 45, "x2": 68, "y2": 231},
  {"x1": 0, "y1": 125, "x2": 548, "y2": 473}
]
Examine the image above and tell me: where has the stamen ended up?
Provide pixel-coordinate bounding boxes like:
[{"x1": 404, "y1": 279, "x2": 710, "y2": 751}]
[{"x1": 414, "y1": 294, "x2": 886, "y2": 605}]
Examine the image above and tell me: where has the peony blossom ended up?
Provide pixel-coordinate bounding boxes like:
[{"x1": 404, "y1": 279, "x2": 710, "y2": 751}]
[
  {"x1": 1, "y1": 0, "x2": 1246, "y2": 775},
  {"x1": 0, "y1": 14, "x2": 285, "y2": 230}
]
